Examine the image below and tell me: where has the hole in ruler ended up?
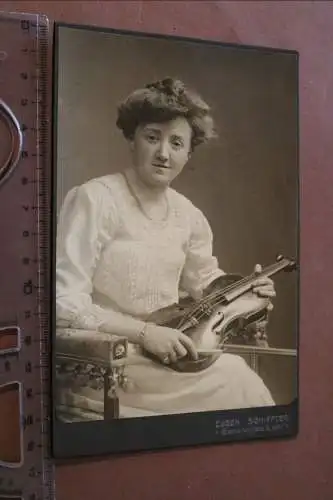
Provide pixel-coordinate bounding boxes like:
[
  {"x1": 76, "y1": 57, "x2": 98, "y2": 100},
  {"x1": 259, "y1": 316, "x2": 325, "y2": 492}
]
[
  {"x1": 0, "y1": 382, "x2": 23, "y2": 467},
  {"x1": 0, "y1": 99, "x2": 23, "y2": 188},
  {"x1": 0, "y1": 112, "x2": 13, "y2": 169},
  {"x1": 0, "y1": 326, "x2": 20, "y2": 354}
]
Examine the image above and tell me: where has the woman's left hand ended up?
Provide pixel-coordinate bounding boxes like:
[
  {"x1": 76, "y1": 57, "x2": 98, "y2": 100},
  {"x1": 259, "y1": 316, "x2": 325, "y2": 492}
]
[{"x1": 251, "y1": 263, "x2": 276, "y2": 311}]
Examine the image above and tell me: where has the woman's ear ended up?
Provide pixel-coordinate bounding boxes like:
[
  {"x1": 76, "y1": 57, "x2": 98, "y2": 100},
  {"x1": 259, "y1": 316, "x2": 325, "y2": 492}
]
[{"x1": 187, "y1": 142, "x2": 194, "y2": 159}]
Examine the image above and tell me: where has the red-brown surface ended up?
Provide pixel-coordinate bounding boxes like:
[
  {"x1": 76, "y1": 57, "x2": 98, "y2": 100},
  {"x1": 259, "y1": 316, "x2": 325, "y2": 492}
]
[
  {"x1": 0, "y1": 327, "x2": 19, "y2": 350},
  {"x1": 0, "y1": 1, "x2": 332, "y2": 499},
  {"x1": 0, "y1": 383, "x2": 21, "y2": 464}
]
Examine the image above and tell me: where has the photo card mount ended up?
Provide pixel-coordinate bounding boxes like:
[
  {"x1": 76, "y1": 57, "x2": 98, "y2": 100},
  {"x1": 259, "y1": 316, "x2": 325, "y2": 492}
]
[{"x1": 51, "y1": 21, "x2": 299, "y2": 460}]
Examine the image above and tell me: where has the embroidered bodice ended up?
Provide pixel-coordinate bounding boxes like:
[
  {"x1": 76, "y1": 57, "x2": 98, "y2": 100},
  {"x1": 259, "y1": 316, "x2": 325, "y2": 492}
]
[{"x1": 56, "y1": 173, "x2": 223, "y2": 330}]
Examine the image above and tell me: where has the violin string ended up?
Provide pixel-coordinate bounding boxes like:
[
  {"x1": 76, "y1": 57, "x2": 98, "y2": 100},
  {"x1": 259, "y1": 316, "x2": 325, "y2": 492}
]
[
  {"x1": 180, "y1": 261, "x2": 287, "y2": 327},
  {"x1": 182, "y1": 290, "x2": 266, "y2": 331},
  {"x1": 204, "y1": 262, "x2": 284, "y2": 302}
]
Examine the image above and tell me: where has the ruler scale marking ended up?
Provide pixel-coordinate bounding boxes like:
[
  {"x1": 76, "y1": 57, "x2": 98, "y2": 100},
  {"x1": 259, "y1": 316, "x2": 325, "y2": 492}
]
[{"x1": 0, "y1": 11, "x2": 55, "y2": 500}]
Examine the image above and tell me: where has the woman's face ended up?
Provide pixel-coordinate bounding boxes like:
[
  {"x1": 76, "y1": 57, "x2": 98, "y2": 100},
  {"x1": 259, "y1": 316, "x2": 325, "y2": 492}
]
[{"x1": 130, "y1": 116, "x2": 192, "y2": 189}]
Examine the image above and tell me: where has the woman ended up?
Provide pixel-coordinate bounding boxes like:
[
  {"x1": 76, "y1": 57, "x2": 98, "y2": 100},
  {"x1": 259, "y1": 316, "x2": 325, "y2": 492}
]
[{"x1": 56, "y1": 77, "x2": 276, "y2": 420}]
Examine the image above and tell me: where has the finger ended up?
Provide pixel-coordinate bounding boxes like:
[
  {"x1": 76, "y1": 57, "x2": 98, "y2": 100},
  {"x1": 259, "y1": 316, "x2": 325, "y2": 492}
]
[
  {"x1": 174, "y1": 341, "x2": 188, "y2": 359},
  {"x1": 179, "y1": 333, "x2": 198, "y2": 360},
  {"x1": 267, "y1": 302, "x2": 274, "y2": 311},
  {"x1": 252, "y1": 277, "x2": 274, "y2": 286},
  {"x1": 254, "y1": 263, "x2": 262, "y2": 275},
  {"x1": 160, "y1": 353, "x2": 171, "y2": 364},
  {"x1": 252, "y1": 283, "x2": 275, "y2": 292},
  {"x1": 191, "y1": 289, "x2": 203, "y2": 301},
  {"x1": 252, "y1": 288, "x2": 276, "y2": 298},
  {"x1": 168, "y1": 349, "x2": 178, "y2": 363}
]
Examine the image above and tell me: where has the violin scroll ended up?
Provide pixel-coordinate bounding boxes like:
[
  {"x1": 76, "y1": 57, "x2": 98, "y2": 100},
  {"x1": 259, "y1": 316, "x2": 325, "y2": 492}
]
[{"x1": 275, "y1": 253, "x2": 297, "y2": 272}]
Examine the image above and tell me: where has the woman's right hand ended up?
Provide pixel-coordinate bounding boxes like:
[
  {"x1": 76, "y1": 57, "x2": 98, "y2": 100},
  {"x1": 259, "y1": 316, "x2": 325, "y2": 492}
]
[{"x1": 142, "y1": 323, "x2": 198, "y2": 364}]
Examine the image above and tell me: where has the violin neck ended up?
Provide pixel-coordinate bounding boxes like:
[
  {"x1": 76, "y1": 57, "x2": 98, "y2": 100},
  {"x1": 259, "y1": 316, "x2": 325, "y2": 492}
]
[{"x1": 222, "y1": 258, "x2": 294, "y2": 303}]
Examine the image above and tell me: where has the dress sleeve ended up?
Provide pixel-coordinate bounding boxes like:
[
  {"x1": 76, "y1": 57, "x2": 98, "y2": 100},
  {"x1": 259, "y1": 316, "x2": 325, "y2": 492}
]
[
  {"x1": 180, "y1": 206, "x2": 225, "y2": 298},
  {"x1": 56, "y1": 180, "x2": 120, "y2": 330}
]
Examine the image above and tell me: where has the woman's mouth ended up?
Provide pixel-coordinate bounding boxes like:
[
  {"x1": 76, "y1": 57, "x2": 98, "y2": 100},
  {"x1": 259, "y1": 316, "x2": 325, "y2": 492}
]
[{"x1": 152, "y1": 163, "x2": 170, "y2": 169}]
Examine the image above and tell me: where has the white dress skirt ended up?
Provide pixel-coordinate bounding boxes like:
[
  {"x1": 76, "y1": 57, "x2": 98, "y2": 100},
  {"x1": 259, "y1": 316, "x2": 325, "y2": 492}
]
[{"x1": 55, "y1": 173, "x2": 275, "y2": 421}]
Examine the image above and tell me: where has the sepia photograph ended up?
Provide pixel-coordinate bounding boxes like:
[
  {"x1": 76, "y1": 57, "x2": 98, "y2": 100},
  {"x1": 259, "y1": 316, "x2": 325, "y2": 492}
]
[{"x1": 52, "y1": 22, "x2": 299, "y2": 458}]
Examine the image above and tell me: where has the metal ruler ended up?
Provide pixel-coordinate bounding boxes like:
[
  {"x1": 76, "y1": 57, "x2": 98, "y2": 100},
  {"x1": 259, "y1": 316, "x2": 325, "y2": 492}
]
[{"x1": 0, "y1": 10, "x2": 55, "y2": 500}]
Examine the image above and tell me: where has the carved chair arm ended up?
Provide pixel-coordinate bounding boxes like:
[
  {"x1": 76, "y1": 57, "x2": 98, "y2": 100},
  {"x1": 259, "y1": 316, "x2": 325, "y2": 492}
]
[
  {"x1": 55, "y1": 327, "x2": 128, "y2": 420},
  {"x1": 56, "y1": 327, "x2": 127, "y2": 365}
]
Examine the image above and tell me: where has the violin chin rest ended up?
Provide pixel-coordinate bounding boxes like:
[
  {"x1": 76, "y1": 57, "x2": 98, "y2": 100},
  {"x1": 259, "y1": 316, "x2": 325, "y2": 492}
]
[{"x1": 169, "y1": 352, "x2": 222, "y2": 373}]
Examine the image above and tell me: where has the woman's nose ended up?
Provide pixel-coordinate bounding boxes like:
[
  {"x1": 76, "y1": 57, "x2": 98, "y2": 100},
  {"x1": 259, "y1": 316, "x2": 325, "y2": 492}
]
[{"x1": 156, "y1": 141, "x2": 169, "y2": 162}]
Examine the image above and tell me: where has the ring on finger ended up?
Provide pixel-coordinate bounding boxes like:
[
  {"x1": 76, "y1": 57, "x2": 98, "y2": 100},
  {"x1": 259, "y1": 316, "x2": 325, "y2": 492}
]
[
  {"x1": 162, "y1": 354, "x2": 170, "y2": 364},
  {"x1": 168, "y1": 350, "x2": 179, "y2": 363}
]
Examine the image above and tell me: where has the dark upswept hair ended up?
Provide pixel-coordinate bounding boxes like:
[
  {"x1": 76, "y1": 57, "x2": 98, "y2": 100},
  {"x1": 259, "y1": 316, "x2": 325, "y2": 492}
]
[{"x1": 116, "y1": 77, "x2": 217, "y2": 150}]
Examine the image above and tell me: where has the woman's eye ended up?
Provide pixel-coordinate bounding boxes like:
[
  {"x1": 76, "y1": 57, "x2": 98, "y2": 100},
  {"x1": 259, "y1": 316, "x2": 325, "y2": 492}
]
[
  {"x1": 146, "y1": 134, "x2": 158, "y2": 142},
  {"x1": 171, "y1": 139, "x2": 183, "y2": 148}
]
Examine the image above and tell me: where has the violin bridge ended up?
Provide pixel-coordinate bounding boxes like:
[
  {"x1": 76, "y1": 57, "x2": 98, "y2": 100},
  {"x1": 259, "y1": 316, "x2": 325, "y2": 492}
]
[{"x1": 199, "y1": 304, "x2": 213, "y2": 317}]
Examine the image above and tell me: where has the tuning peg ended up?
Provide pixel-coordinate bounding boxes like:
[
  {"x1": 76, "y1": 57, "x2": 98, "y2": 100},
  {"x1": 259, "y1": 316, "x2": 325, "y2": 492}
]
[
  {"x1": 287, "y1": 259, "x2": 298, "y2": 272},
  {"x1": 276, "y1": 254, "x2": 284, "y2": 262}
]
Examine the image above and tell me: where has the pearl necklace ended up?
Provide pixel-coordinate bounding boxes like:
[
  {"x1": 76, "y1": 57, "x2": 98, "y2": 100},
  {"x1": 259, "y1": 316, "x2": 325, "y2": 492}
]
[{"x1": 122, "y1": 171, "x2": 170, "y2": 223}]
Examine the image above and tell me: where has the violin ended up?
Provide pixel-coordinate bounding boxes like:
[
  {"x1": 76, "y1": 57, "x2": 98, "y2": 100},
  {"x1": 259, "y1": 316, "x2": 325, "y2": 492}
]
[{"x1": 145, "y1": 255, "x2": 297, "y2": 372}]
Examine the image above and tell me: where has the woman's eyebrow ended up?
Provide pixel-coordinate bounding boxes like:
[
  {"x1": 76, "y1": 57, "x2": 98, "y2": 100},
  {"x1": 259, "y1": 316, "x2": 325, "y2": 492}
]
[
  {"x1": 143, "y1": 126, "x2": 161, "y2": 134},
  {"x1": 171, "y1": 134, "x2": 184, "y2": 141}
]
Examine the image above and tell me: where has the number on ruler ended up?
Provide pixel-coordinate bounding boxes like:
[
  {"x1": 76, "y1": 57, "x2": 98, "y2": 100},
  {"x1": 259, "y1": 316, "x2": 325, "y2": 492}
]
[
  {"x1": 24, "y1": 414, "x2": 34, "y2": 427},
  {"x1": 24, "y1": 280, "x2": 33, "y2": 295},
  {"x1": 24, "y1": 335, "x2": 32, "y2": 346},
  {"x1": 26, "y1": 387, "x2": 33, "y2": 399},
  {"x1": 27, "y1": 440, "x2": 35, "y2": 452},
  {"x1": 21, "y1": 20, "x2": 30, "y2": 30},
  {"x1": 29, "y1": 466, "x2": 40, "y2": 477}
]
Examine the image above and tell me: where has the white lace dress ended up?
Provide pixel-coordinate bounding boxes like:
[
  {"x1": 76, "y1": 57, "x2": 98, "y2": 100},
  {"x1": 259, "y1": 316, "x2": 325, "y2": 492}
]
[{"x1": 56, "y1": 172, "x2": 274, "y2": 420}]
